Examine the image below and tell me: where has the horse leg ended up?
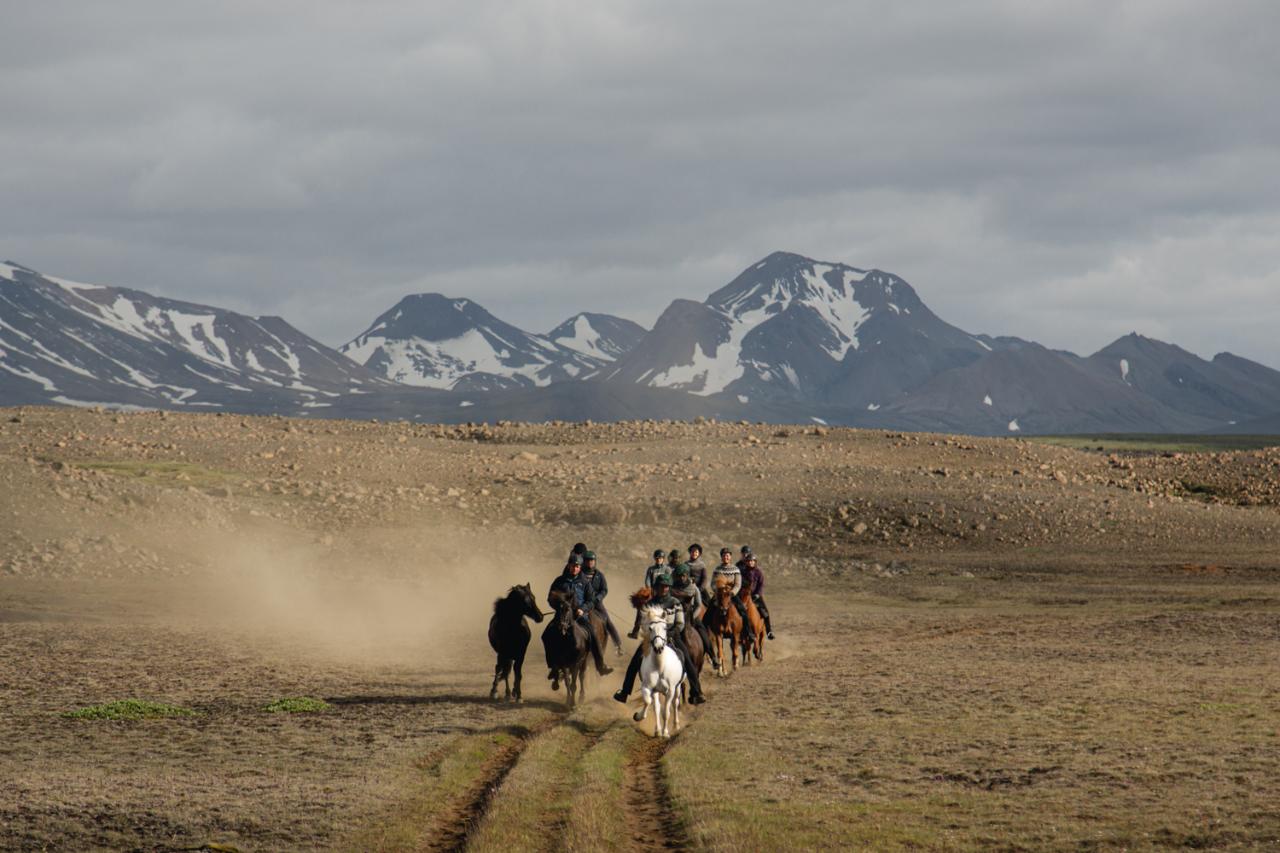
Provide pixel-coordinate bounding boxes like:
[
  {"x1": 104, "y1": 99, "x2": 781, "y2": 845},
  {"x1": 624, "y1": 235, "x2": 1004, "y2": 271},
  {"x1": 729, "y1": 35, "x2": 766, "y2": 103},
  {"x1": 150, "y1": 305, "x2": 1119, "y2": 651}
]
[
  {"x1": 513, "y1": 647, "x2": 526, "y2": 702},
  {"x1": 654, "y1": 690, "x2": 666, "y2": 738},
  {"x1": 490, "y1": 657, "x2": 503, "y2": 700},
  {"x1": 577, "y1": 659, "x2": 588, "y2": 705},
  {"x1": 634, "y1": 687, "x2": 650, "y2": 723}
]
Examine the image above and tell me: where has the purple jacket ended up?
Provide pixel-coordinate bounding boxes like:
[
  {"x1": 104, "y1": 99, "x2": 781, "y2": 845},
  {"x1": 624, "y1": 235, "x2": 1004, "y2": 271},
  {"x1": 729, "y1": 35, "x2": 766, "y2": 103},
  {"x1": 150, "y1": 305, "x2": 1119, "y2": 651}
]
[{"x1": 741, "y1": 564, "x2": 764, "y2": 596}]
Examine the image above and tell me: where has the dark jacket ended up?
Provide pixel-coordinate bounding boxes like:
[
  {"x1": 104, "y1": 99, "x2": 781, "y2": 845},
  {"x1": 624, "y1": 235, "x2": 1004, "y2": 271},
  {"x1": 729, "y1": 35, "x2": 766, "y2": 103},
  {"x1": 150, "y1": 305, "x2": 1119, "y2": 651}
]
[
  {"x1": 581, "y1": 568, "x2": 608, "y2": 606},
  {"x1": 548, "y1": 571, "x2": 592, "y2": 612},
  {"x1": 741, "y1": 564, "x2": 765, "y2": 596}
]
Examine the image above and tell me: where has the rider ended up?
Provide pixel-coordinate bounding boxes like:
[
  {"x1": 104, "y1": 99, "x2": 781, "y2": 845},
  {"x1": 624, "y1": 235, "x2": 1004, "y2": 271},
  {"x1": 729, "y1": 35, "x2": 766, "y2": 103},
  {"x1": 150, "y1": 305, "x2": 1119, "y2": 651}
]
[
  {"x1": 643, "y1": 549, "x2": 667, "y2": 589},
  {"x1": 613, "y1": 573, "x2": 705, "y2": 706},
  {"x1": 547, "y1": 554, "x2": 613, "y2": 677},
  {"x1": 740, "y1": 551, "x2": 774, "y2": 640},
  {"x1": 581, "y1": 551, "x2": 623, "y2": 655},
  {"x1": 670, "y1": 563, "x2": 713, "y2": 666},
  {"x1": 630, "y1": 549, "x2": 668, "y2": 639},
  {"x1": 713, "y1": 547, "x2": 752, "y2": 645},
  {"x1": 686, "y1": 543, "x2": 710, "y2": 606}
]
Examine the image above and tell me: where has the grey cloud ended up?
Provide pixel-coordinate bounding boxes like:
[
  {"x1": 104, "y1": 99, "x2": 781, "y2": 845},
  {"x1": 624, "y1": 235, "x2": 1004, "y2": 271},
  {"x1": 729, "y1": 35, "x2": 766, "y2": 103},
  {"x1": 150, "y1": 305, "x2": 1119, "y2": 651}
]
[{"x1": 3, "y1": 0, "x2": 1280, "y2": 366}]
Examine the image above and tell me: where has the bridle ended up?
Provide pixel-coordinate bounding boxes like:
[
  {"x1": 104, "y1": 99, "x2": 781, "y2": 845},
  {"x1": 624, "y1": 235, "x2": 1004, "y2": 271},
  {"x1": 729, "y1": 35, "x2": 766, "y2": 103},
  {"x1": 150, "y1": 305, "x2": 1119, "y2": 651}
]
[{"x1": 644, "y1": 618, "x2": 669, "y2": 654}]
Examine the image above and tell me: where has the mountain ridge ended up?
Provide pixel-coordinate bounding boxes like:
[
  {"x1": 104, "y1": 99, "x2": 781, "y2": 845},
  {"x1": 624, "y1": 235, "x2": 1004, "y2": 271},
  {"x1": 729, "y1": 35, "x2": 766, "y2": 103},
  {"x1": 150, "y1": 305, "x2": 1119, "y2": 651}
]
[{"x1": 3, "y1": 254, "x2": 1278, "y2": 434}]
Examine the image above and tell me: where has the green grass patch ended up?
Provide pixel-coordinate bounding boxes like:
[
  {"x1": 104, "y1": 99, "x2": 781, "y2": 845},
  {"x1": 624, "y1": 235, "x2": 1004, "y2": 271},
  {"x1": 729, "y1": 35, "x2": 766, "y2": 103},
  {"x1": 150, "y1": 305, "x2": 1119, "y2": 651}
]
[
  {"x1": 565, "y1": 721, "x2": 634, "y2": 852},
  {"x1": 470, "y1": 714, "x2": 601, "y2": 851},
  {"x1": 264, "y1": 697, "x2": 331, "y2": 714},
  {"x1": 1028, "y1": 434, "x2": 1280, "y2": 453},
  {"x1": 64, "y1": 699, "x2": 196, "y2": 720}
]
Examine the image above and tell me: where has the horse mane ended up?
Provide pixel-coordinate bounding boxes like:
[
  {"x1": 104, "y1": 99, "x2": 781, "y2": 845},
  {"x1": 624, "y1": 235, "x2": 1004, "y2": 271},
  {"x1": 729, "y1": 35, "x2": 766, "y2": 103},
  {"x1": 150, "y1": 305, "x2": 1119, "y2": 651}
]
[
  {"x1": 630, "y1": 587, "x2": 653, "y2": 609},
  {"x1": 714, "y1": 576, "x2": 733, "y2": 592},
  {"x1": 548, "y1": 590, "x2": 572, "y2": 607},
  {"x1": 494, "y1": 585, "x2": 519, "y2": 613}
]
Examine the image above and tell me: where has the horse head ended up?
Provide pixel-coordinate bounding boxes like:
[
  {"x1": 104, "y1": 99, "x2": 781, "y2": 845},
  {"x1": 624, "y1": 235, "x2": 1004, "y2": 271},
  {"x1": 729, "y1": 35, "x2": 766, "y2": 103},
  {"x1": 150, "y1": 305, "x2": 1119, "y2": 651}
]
[
  {"x1": 519, "y1": 582, "x2": 544, "y2": 622},
  {"x1": 642, "y1": 605, "x2": 669, "y2": 653},
  {"x1": 548, "y1": 591, "x2": 576, "y2": 635},
  {"x1": 713, "y1": 577, "x2": 735, "y2": 613}
]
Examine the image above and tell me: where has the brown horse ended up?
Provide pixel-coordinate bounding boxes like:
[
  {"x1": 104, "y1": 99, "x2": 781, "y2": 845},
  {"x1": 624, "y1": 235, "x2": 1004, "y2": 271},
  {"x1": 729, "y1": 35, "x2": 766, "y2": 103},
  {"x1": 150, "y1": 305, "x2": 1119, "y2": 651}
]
[
  {"x1": 737, "y1": 586, "x2": 766, "y2": 664},
  {"x1": 703, "y1": 577, "x2": 743, "y2": 676}
]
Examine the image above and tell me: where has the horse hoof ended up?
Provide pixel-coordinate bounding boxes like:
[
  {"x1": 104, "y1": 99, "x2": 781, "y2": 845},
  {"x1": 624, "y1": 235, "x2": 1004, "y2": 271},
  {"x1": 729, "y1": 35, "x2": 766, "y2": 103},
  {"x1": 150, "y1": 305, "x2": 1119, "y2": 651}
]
[
  {"x1": 632, "y1": 710, "x2": 644, "y2": 722},
  {"x1": 551, "y1": 680, "x2": 559, "y2": 691}
]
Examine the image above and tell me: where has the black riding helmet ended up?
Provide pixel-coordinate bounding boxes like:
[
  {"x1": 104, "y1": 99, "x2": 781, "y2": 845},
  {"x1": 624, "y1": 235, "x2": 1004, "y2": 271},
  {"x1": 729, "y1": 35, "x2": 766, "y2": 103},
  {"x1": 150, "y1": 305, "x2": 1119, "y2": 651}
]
[
  {"x1": 572, "y1": 543, "x2": 587, "y2": 556},
  {"x1": 653, "y1": 549, "x2": 666, "y2": 560}
]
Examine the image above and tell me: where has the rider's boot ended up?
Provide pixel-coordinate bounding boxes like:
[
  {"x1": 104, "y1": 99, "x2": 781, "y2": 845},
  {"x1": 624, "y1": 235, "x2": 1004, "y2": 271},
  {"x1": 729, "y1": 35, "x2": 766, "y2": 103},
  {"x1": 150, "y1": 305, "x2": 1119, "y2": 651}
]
[
  {"x1": 613, "y1": 648, "x2": 643, "y2": 702},
  {"x1": 589, "y1": 633, "x2": 613, "y2": 676}
]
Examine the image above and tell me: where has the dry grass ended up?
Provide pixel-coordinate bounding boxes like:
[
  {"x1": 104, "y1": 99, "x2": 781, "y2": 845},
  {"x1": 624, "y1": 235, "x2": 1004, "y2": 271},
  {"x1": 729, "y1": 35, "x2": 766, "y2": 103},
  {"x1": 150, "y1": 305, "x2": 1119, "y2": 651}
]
[{"x1": 667, "y1": 581, "x2": 1280, "y2": 850}]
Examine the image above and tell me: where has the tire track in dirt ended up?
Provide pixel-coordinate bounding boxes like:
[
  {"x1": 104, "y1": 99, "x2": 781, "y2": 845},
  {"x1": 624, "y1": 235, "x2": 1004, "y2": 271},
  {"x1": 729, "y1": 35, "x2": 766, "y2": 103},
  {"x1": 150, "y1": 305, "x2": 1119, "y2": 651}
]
[
  {"x1": 622, "y1": 736, "x2": 692, "y2": 851},
  {"x1": 432, "y1": 714, "x2": 565, "y2": 853}
]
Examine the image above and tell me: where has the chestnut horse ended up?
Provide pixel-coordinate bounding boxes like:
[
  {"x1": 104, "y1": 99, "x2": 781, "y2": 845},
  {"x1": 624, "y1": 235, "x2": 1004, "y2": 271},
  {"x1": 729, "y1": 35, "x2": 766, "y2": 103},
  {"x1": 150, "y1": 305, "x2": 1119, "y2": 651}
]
[
  {"x1": 703, "y1": 577, "x2": 744, "y2": 676},
  {"x1": 737, "y1": 586, "x2": 766, "y2": 664}
]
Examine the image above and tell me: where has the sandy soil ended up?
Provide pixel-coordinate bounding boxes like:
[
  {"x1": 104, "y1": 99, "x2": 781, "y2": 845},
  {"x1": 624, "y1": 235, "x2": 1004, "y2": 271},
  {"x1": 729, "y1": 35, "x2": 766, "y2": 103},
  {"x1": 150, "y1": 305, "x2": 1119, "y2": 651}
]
[{"x1": 1, "y1": 406, "x2": 1277, "y2": 850}]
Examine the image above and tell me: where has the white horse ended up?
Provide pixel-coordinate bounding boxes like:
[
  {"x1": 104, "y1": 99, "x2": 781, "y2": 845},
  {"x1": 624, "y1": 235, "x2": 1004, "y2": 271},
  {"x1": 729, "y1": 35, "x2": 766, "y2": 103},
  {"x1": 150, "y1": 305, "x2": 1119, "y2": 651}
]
[{"x1": 631, "y1": 606, "x2": 686, "y2": 738}]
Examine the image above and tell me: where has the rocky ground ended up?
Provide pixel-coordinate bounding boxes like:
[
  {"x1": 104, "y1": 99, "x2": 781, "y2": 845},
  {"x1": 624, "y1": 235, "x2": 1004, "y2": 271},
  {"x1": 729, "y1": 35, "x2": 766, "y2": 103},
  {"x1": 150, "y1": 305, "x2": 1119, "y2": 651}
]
[{"x1": 1, "y1": 406, "x2": 1277, "y2": 850}]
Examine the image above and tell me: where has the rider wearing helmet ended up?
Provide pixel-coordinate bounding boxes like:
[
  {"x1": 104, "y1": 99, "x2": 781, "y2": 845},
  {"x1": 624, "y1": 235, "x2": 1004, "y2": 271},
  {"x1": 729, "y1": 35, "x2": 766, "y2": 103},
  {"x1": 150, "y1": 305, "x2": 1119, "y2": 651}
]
[
  {"x1": 547, "y1": 554, "x2": 613, "y2": 677},
  {"x1": 631, "y1": 549, "x2": 669, "y2": 639},
  {"x1": 714, "y1": 547, "x2": 752, "y2": 645},
  {"x1": 614, "y1": 573, "x2": 705, "y2": 706},
  {"x1": 670, "y1": 562, "x2": 713, "y2": 663},
  {"x1": 643, "y1": 549, "x2": 666, "y2": 589},
  {"x1": 686, "y1": 543, "x2": 710, "y2": 606},
  {"x1": 581, "y1": 551, "x2": 623, "y2": 655},
  {"x1": 740, "y1": 551, "x2": 774, "y2": 640}
]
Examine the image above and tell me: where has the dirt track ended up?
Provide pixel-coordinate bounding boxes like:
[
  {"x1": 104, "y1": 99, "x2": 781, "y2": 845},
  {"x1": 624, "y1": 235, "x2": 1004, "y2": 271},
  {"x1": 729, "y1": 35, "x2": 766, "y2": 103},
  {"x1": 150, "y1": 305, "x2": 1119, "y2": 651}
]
[{"x1": 2, "y1": 406, "x2": 1278, "y2": 850}]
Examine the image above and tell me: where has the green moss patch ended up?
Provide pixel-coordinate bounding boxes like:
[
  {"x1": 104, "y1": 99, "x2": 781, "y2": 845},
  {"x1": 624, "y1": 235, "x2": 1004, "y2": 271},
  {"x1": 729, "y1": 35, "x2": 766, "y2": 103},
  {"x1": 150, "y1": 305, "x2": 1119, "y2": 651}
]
[
  {"x1": 64, "y1": 699, "x2": 196, "y2": 720},
  {"x1": 264, "y1": 697, "x2": 332, "y2": 714}
]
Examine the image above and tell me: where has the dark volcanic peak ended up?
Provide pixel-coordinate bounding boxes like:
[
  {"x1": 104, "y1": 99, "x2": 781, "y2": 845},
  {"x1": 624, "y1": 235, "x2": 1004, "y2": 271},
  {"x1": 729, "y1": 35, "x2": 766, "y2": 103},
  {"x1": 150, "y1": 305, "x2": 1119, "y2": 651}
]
[{"x1": 1089, "y1": 333, "x2": 1280, "y2": 424}]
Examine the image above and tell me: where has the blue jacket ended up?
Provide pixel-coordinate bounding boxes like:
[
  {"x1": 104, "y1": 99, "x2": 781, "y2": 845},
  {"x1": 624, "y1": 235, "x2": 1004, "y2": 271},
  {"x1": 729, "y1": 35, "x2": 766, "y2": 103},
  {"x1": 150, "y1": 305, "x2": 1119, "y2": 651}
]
[{"x1": 548, "y1": 571, "x2": 593, "y2": 612}]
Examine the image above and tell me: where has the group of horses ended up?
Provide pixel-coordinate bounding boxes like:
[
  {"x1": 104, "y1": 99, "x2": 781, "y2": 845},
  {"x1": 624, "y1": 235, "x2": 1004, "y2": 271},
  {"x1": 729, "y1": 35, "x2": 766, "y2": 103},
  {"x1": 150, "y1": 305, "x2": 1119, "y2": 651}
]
[{"x1": 487, "y1": 573, "x2": 768, "y2": 737}]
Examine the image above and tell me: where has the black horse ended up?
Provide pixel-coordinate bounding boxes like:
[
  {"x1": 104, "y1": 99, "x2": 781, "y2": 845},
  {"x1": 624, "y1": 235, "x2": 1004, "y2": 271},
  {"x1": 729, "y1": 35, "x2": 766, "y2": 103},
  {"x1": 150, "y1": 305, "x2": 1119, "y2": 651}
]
[
  {"x1": 541, "y1": 591, "x2": 590, "y2": 708},
  {"x1": 488, "y1": 583, "x2": 544, "y2": 702}
]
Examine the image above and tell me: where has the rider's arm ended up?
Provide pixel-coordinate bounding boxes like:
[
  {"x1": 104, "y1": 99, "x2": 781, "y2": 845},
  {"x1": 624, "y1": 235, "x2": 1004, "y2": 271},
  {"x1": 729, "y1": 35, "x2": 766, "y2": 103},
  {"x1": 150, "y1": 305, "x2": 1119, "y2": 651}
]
[
  {"x1": 597, "y1": 572, "x2": 608, "y2": 601},
  {"x1": 730, "y1": 570, "x2": 742, "y2": 596},
  {"x1": 672, "y1": 604, "x2": 685, "y2": 632}
]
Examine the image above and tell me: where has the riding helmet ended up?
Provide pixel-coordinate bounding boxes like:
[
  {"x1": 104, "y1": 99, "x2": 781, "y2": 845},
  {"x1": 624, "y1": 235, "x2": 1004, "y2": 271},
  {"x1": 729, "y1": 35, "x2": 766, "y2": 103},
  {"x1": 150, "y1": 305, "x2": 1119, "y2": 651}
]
[
  {"x1": 568, "y1": 554, "x2": 583, "y2": 566},
  {"x1": 583, "y1": 550, "x2": 596, "y2": 562},
  {"x1": 653, "y1": 573, "x2": 672, "y2": 588},
  {"x1": 653, "y1": 549, "x2": 665, "y2": 560}
]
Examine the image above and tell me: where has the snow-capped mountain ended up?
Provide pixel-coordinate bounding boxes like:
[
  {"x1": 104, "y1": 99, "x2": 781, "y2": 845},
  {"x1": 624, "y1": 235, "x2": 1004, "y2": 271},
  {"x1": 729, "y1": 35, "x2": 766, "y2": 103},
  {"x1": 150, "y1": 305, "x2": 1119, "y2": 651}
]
[
  {"x1": 340, "y1": 295, "x2": 617, "y2": 391},
  {"x1": 0, "y1": 261, "x2": 389, "y2": 412},
  {"x1": 4, "y1": 252, "x2": 1279, "y2": 434},
  {"x1": 547, "y1": 313, "x2": 647, "y2": 362},
  {"x1": 608, "y1": 251, "x2": 994, "y2": 408}
]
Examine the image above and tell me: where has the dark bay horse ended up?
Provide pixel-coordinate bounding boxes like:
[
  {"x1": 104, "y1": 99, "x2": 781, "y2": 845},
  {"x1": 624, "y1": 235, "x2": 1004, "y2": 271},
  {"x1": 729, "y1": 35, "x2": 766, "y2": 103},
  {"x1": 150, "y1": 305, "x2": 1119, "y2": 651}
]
[
  {"x1": 488, "y1": 583, "x2": 544, "y2": 702},
  {"x1": 541, "y1": 591, "x2": 590, "y2": 708},
  {"x1": 704, "y1": 577, "x2": 744, "y2": 676}
]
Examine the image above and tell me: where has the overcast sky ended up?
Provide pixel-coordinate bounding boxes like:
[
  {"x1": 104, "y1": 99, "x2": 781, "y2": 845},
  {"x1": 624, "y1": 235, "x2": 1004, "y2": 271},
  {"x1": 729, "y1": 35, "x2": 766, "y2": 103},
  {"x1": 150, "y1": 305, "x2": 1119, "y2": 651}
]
[{"x1": 4, "y1": 1, "x2": 1279, "y2": 365}]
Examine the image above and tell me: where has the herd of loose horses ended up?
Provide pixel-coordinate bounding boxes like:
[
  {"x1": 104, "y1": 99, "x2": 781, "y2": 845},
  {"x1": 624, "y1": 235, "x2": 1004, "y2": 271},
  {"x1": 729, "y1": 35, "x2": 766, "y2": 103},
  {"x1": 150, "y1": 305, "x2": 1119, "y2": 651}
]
[{"x1": 487, "y1": 568, "x2": 768, "y2": 738}]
